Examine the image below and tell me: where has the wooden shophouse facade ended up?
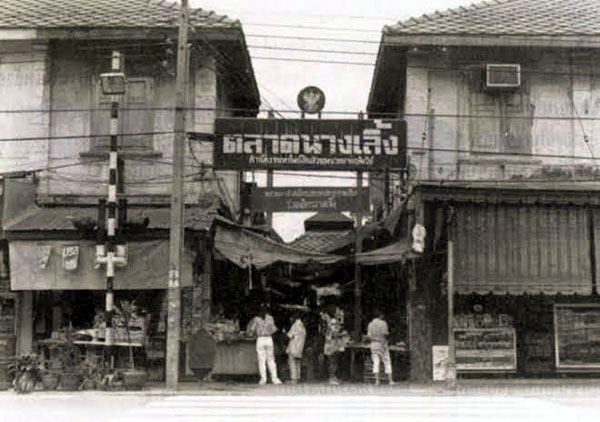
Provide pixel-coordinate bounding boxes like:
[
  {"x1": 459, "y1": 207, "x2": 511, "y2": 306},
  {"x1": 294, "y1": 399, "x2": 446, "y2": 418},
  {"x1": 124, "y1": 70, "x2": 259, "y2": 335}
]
[
  {"x1": 0, "y1": 0, "x2": 259, "y2": 381},
  {"x1": 368, "y1": 0, "x2": 600, "y2": 380}
]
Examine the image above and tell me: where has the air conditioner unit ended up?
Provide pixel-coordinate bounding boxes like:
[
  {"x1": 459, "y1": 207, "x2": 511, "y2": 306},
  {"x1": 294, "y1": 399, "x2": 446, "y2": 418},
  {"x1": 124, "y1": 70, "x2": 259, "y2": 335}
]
[{"x1": 485, "y1": 64, "x2": 521, "y2": 89}]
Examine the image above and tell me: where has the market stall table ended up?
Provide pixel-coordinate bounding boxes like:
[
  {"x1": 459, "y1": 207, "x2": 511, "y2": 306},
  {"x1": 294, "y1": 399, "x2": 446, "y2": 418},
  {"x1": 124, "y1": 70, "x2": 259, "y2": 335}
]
[
  {"x1": 212, "y1": 338, "x2": 258, "y2": 376},
  {"x1": 347, "y1": 342, "x2": 408, "y2": 381}
]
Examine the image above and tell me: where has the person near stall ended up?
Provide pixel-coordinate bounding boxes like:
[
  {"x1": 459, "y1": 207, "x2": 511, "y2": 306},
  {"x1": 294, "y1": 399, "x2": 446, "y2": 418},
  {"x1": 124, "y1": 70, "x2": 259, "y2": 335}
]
[
  {"x1": 366, "y1": 309, "x2": 395, "y2": 385},
  {"x1": 247, "y1": 303, "x2": 282, "y2": 385},
  {"x1": 286, "y1": 312, "x2": 306, "y2": 384},
  {"x1": 321, "y1": 305, "x2": 348, "y2": 385}
]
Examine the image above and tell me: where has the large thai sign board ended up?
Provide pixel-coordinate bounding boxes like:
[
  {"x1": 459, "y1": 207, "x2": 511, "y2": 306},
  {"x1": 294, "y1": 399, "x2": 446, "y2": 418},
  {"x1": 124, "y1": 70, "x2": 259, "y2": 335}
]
[
  {"x1": 250, "y1": 187, "x2": 369, "y2": 212},
  {"x1": 554, "y1": 304, "x2": 600, "y2": 370},
  {"x1": 454, "y1": 328, "x2": 517, "y2": 372},
  {"x1": 213, "y1": 118, "x2": 406, "y2": 171}
]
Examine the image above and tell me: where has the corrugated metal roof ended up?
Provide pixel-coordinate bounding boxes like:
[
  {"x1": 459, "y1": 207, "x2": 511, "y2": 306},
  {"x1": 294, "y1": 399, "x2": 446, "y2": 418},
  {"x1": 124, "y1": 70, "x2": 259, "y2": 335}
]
[
  {"x1": 288, "y1": 230, "x2": 352, "y2": 254},
  {"x1": 4, "y1": 205, "x2": 215, "y2": 232},
  {"x1": 0, "y1": 0, "x2": 239, "y2": 29},
  {"x1": 385, "y1": 0, "x2": 600, "y2": 36}
]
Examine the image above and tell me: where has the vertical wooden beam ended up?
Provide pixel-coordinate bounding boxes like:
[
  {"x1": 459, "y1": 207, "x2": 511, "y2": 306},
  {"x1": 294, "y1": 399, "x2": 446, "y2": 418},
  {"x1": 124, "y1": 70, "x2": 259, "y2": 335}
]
[
  {"x1": 588, "y1": 208, "x2": 597, "y2": 295},
  {"x1": 266, "y1": 169, "x2": 274, "y2": 228},
  {"x1": 353, "y1": 171, "x2": 363, "y2": 339}
]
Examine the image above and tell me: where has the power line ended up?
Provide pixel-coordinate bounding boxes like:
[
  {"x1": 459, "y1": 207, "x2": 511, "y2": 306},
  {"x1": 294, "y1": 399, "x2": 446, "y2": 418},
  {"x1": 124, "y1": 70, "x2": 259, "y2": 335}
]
[
  {"x1": 242, "y1": 22, "x2": 382, "y2": 33},
  {"x1": 247, "y1": 44, "x2": 378, "y2": 56},
  {"x1": 3, "y1": 104, "x2": 600, "y2": 122},
  {"x1": 0, "y1": 130, "x2": 175, "y2": 143},
  {"x1": 251, "y1": 56, "x2": 373, "y2": 66}
]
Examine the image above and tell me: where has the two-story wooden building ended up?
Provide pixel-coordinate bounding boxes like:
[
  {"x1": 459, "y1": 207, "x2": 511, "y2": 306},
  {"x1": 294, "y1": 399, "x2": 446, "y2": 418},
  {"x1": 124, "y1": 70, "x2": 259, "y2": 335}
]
[
  {"x1": 369, "y1": 0, "x2": 600, "y2": 380},
  {"x1": 0, "y1": 0, "x2": 259, "y2": 381}
]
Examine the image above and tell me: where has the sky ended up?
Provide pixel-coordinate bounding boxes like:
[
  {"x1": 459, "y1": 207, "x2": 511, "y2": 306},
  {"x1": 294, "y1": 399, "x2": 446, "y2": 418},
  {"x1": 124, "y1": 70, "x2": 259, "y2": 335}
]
[{"x1": 191, "y1": 0, "x2": 471, "y2": 241}]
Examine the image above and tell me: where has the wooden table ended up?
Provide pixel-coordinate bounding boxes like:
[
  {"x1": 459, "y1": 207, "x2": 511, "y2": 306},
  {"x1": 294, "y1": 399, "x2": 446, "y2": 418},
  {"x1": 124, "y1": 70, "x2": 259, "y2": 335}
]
[
  {"x1": 347, "y1": 342, "x2": 407, "y2": 381},
  {"x1": 212, "y1": 339, "x2": 258, "y2": 375}
]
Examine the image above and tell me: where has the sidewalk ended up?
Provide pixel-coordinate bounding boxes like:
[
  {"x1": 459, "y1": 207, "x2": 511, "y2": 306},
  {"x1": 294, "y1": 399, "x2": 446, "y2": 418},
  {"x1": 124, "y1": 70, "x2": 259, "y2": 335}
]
[
  {"x1": 4, "y1": 378, "x2": 600, "y2": 397},
  {"x1": 100, "y1": 378, "x2": 600, "y2": 396}
]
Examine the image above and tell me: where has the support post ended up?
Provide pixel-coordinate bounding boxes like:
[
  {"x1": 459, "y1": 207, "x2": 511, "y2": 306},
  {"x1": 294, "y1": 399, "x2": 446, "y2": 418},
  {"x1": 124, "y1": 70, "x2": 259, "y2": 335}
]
[
  {"x1": 266, "y1": 169, "x2": 274, "y2": 228},
  {"x1": 446, "y1": 207, "x2": 457, "y2": 388},
  {"x1": 166, "y1": 0, "x2": 189, "y2": 390},
  {"x1": 353, "y1": 171, "x2": 363, "y2": 339}
]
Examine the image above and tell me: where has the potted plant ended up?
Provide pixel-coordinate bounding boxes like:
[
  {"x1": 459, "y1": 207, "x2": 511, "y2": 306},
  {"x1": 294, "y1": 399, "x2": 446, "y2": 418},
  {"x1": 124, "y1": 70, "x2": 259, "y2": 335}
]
[
  {"x1": 50, "y1": 329, "x2": 83, "y2": 391},
  {"x1": 114, "y1": 300, "x2": 147, "y2": 389},
  {"x1": 80, "y1": 358, "x2": 113, "y2": 391},
  {"x1": 8, "y1": 354, "x2": 44, "y2": 393},
  {"x1": 40, "y1": 357, "x2": 60, "y2": 391}
]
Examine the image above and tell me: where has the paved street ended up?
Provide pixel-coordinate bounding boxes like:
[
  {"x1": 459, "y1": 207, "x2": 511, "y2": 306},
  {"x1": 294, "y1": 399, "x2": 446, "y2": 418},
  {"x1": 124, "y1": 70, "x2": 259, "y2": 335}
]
[{"x1": 2, "y1": 383, "x2": 600, "y2": 422}]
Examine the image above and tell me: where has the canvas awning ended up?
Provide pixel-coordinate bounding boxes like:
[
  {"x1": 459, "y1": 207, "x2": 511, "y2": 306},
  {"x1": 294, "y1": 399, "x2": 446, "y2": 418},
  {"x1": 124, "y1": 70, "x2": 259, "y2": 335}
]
[
  {"x1": 214, "y1": 225, "x2": 343, "y2": 269},
  {"x1": 9, "y1": 240, "x2": 193, "y2": 290},
  {"x1": 356, "y1": 239, "x2": 416, "y2": 266}
]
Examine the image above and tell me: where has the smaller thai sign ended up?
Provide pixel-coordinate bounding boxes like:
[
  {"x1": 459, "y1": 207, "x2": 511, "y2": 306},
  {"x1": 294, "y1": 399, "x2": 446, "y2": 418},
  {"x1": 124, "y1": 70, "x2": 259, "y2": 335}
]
[
  {"x1": 213, "y1": 118, "x2": 406, "y2": 171},
  {"x1": 250, "y1": 187, "x2": 369, "y2": 212},
  {"x1": 454, "y1": 328, "x2": 517, "y2": 372},
  {"x1": 554, "y1": 304, "x2": 600, "y2": 369}
]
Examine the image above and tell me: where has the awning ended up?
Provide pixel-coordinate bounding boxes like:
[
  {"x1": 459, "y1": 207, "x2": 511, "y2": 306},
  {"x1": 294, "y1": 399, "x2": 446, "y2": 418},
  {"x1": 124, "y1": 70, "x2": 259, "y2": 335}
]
[
  {"x1": 453, "y1": 203, "x2": 592, "y2": 295},
  {"x1": 9, "y1": 240, "x2": 193, "y2": 290},
  {"x1": 356, "y1": 239, "x2": 416, "y2": 266},
  {"x1": 214, "y1": 225, "x2": 343, "y2": 269}
]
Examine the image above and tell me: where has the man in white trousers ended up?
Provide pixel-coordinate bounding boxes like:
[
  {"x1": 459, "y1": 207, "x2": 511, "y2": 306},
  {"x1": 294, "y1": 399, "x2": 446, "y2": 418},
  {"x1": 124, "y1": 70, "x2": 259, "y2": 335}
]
[
  {"x1": 367, "y1": 309, "x2": 395, "y2": 385},
  {"x1": 248, "y1": 303, "x2": 282, "y2": 385}
]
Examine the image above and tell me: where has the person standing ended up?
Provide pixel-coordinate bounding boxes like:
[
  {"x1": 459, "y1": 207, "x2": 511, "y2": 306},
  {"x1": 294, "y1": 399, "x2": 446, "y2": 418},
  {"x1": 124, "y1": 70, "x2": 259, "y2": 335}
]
[
  {"x1": 321, "y1": 305, "x2": 348, "y2": 385},
  {"x1": 286, "y1": 313, "x2": 306, "y2": 384},
  {"x1": 248, "y1": 303, "x2": 282, "y2": 385},
  {"x1": 367, "y1": 310, "x2": 395, "y2": 385}
]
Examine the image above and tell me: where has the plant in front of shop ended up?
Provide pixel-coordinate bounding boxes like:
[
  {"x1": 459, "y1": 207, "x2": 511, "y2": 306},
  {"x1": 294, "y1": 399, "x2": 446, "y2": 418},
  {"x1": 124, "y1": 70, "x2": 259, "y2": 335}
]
[
  {"x1": 50, "y1": 329, "x2": 85, "y2": 391},
  {"x1": 114, "y1": 300, "x2": 147, "y2": 390},
  {"x1": 39, "y1": 353, "x2": 61, "y2": 391},
  {"x1": 8, "y1": 353, "x2": 44, "y2": 393}
]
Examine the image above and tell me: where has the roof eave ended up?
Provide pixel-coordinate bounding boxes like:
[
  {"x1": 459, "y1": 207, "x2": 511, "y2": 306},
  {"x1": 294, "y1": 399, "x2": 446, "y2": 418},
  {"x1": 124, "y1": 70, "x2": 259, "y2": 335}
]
[
  {"x1": 383, "y1": 32, "x2": 600, "y2": 49},
  {"x1": 366, "y1": 33, "x2": 387, "y2": 115}
]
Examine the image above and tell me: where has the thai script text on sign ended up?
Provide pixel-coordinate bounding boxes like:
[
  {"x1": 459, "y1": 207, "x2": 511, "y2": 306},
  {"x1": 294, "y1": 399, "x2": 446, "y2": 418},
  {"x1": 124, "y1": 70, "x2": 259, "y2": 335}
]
[
  {"x1": 213, "y1": 118, "x2": 406, "y2": 170},
  {"x1": 251, "y1": 187, "x2": 369, "y2": 212}
]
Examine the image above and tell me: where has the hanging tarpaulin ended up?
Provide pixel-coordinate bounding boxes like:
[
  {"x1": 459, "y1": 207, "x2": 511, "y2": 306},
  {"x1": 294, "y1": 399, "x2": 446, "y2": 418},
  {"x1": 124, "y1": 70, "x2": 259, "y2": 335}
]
[
  {"x1": 37, "y1": 245, "x2": 52, "y2": 269},
  {"x1": 355, "y1": 239, "x2": 416, "y2": 266},
  {"x1": 214, "y1": 225, "x2": 343, "y2": 269}
]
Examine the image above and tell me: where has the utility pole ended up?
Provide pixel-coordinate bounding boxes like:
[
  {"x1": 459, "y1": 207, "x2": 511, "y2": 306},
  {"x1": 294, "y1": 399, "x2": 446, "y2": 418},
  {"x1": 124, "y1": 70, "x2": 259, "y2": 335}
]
[
  {"x1": 96, "y1": 51, "x2": 127, "y2": 350},
  {"x1": 166, "y1": 0, "x2": 189, "y2": 389}
]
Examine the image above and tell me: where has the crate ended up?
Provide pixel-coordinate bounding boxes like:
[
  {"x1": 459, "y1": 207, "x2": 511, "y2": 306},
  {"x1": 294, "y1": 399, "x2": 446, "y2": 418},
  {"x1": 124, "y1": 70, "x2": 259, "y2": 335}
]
[
  {"x1": 363, "y1": 356, "x2": 385, "y2": 383},
  {"x1": 112, "y1": 318, "x2": 146, "y2": 344}
]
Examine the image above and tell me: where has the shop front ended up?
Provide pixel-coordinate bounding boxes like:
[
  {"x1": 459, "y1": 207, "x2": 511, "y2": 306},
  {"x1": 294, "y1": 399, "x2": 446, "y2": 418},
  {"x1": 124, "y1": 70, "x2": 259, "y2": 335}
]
[
  {"x1": 418, "y1": 183, "x2": 600, "y2": 379},
  {"x1": 8, "y1": 238, "x2": 196, "y2": 384}
]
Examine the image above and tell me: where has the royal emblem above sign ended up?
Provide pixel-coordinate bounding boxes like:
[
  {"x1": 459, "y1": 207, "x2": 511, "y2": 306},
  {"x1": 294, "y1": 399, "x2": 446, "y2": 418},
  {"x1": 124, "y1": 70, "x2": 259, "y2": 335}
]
[
  {"x1": 211, "y1": 118, "x2": 406, "y2": 171},
  {"x1": 297, "y1": 86, "x2": 325, "y2": 114}
]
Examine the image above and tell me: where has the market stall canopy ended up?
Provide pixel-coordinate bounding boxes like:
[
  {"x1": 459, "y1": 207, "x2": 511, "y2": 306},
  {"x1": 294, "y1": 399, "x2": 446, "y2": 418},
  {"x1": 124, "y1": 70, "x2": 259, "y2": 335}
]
[
  {"x1": 214, "y1": 225, "x2": 343, "y2": 269},
  {"x1": 355, "y1": 239, "x2": 417, "y2": 266}
]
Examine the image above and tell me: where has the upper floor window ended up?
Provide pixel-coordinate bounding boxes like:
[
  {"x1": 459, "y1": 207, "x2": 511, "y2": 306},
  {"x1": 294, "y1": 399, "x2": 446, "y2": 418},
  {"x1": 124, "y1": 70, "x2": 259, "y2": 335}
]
[
  {"x1": 464, "y1": 68, "x2": 533, "y2": 155},
  {"x1": 90, "y1": 76, "x2": 155, "y2": 153}
]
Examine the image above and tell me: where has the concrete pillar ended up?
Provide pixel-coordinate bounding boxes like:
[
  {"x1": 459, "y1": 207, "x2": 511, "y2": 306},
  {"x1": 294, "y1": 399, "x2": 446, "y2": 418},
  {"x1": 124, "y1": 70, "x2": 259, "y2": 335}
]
[{"x1": 17, "y1": 291, "x2": 34, "y2": 356}]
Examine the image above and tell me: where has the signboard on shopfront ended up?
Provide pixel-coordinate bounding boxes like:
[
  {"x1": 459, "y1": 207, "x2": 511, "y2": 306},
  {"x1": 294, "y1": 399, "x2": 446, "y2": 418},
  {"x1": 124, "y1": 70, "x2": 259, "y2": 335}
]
[
  {"x1": 454, "y1": 328, "x2": 517, "y2": 372},
  {"x1": 213, "y1": 118, "x2": 406, "y2": 171},
  {"x1": 554, "y1": 304, "x2": 600, "y2": 370},
  {"x1": 250, "y1": 187, "x2": 369, "y2": 212}
]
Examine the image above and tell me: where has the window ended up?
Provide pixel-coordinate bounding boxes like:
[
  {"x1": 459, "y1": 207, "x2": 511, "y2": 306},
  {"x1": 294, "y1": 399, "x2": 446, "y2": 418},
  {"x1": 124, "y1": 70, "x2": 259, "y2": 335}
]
[
  {"x1": 466, "y1": 71, "x2": 533, "y2": 154},
  {"x1": 90, "y1": 76, "x2": 155, "y2": 153}
]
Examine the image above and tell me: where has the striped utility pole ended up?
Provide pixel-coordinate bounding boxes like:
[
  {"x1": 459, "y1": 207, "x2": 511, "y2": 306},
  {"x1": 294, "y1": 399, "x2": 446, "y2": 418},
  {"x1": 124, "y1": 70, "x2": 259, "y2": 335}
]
[{"x1": 97, "y1": 51, "x2": 126, "y2": 347}]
